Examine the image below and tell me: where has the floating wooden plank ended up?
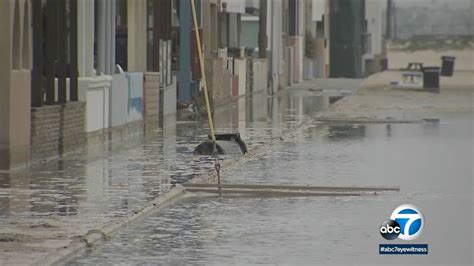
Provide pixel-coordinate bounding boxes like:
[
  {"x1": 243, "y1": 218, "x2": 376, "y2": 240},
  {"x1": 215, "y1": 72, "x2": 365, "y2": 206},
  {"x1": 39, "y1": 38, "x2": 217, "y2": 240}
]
[
  {"x1": 184, "y1": 183, "x2": 400, "y2": 192},
  {"x1": 184, "y1": 187, "x2": 361, "y2": 197},
  {"x1": 315, "y1": 118, "x2": 420, "y2": 124}
]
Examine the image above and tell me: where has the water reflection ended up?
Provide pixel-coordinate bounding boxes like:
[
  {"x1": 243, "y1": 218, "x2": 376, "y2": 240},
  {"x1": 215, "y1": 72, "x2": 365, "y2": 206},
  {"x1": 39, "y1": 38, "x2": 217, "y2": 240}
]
[
  {"x1": 0, "y1": 86, "x2": 338, "y2": 262},
  {"x1": 386, "y1": 124, "x2": 392, "y2": 137},
  {"x1": 70, "y1": 118, "x2": 473, "y2": 265},
  {"x1": 0, "y1": 86, "x2": 356, "y2": 222},
  {"x1": 327, "y1": 124, "x2": 366, "y2": 141},
  {"x1": 421, "y1": 120, "x2": 440, "y2": 137}
]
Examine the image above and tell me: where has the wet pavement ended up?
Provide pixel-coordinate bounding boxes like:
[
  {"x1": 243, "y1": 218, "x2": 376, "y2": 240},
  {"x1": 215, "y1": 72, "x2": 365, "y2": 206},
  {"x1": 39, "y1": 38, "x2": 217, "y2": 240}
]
[
  {"x1": 0, "y1": 79, "x2": 362, "y2": 264},
  {"x1": 69, "y1": 107, "x2": 472, "y2": 263}
]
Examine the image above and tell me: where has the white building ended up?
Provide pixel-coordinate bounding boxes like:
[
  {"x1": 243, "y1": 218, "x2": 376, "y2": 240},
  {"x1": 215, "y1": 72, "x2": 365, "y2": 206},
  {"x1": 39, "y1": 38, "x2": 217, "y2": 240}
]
[{"x1": 363, "y1": 0, "x2": 387, "y2": 76}]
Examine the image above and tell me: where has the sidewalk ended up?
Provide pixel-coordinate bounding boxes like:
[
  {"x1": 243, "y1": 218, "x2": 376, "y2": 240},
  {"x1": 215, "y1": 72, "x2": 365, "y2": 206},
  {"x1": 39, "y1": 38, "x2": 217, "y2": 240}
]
[
  {"x1": 322, "y1": 70, "x2": 474, "y2": 121},
  {"x1": 0, "y1": 86, "x2": 343, "y2": 265}
]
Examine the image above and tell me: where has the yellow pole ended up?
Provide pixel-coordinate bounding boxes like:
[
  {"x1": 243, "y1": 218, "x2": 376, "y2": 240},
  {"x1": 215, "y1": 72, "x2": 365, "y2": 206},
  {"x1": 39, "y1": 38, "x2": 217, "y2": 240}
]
[{"x1": 190, "y1": 0, "x2": 216, "y2": 143}]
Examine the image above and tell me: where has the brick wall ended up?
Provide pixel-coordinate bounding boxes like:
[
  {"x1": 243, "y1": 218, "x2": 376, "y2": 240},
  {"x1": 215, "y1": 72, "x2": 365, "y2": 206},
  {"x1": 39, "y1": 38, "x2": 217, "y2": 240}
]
[
  {"x1": 31, "y1": 102, "x2": 86, "y2": 161},
  {"x1": 144, "y1": 72, "x2": 160, "y2": 130},
  {"x1": 246, "y1": 58, "x2": 253, "y2": 94}
]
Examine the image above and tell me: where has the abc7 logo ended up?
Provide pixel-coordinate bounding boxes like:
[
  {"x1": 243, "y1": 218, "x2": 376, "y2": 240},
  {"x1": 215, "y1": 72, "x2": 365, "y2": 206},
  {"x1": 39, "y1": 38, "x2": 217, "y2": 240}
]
[{"x1": 380, "y1": 204, "x2": 424, "y2": 241}]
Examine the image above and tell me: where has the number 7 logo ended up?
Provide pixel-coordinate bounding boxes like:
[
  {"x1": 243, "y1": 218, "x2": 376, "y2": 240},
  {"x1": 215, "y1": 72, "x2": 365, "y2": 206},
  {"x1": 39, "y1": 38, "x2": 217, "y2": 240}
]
[{"x1": 391, "y1": 204, "x2": 425, "y2": 241}]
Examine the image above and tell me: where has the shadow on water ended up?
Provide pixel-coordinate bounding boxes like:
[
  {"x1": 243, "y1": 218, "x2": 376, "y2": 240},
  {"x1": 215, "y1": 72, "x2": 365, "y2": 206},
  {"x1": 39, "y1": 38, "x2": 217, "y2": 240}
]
[{"x1": 327, "y1": 124, "x2": 366, "y2": 141}]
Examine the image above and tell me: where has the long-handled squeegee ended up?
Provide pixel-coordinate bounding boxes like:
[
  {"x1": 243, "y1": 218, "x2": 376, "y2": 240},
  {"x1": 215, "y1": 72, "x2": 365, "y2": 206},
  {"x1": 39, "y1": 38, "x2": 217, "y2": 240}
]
[{"x1": 190, "y1": 0, "x2": 247, "y2": 156}]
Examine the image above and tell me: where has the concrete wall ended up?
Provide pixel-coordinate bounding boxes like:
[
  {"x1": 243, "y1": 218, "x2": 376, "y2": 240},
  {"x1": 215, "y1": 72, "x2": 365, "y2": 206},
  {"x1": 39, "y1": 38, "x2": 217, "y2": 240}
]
[
  {"x1": 252, "y1": 59, "x2": 268, "y2": 93},
  {"x1": 288, "y1": 36, "x2": 304, "y2": 83},
  {"x1": 234, "y1": 58, "x2": 247, "y2": 96},
  {"x1": 160, "y1": 76, "x2": 177, "y2": 127},
  {"x1": 205, "y1": 57, "x2": 232, "y2": 102},
  {"x1": 109, "y1": 71, "x2": 158, "y2": 131},
  {"x1": 30, "y1": 102, "x2": 86, "y2": 161},
  {"x1": 127, "y1": 73, "x2": 144, "y2": 122},
  {"x1": 110, "y1": 73, "x2": 128, "y2": 127},
  {"x1": 78, "y1": 75, "x2": 112, "y2": 133}
]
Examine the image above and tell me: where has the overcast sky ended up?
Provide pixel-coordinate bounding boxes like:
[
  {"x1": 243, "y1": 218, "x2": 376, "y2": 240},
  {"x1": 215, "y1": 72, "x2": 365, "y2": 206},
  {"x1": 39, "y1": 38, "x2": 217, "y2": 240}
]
[{"x1": 395, "y1": 0, "x2": 473, "y2": 8}]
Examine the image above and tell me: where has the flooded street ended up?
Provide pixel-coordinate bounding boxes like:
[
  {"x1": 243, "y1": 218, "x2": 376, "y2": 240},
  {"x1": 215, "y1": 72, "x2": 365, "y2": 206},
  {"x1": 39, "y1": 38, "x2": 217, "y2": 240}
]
[
  {"x1": 1, "y1": 0, "x2": 473, "y2": 264},
  {"x1": 68, "y1": 84, "x2": 472, "y2": 265},
  {"x1": 0, "y1": 79, "x2": 362, "y2": 264}
]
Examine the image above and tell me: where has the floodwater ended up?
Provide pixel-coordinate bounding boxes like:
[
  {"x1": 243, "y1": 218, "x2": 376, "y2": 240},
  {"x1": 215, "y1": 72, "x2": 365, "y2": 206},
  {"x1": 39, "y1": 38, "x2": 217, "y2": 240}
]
[
  {"x1": 0, "y1": 80, "x2": 358, "y2": 264},
  {"x1": 69, "y1": 91, "x2": 472, "y2": 263}
]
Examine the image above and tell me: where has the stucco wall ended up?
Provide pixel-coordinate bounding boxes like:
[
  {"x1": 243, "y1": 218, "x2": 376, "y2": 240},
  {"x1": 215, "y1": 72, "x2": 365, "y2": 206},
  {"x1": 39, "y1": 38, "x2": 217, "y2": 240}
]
[
  {"x1": 79, "y1": 75, "x2": 112, "y2": 133},
  {"x1": 110, "y1": 73, "x2": 129, "y2": 127},
  {"x1": 0, "y1": 0, "x2": 32, "y2": 170},
  {"x1": 8, "y1": 70, "x2": 31, "y2": 168},
  {"x1": 234, "y1": 58, "x2": 247, "y2": 96},
  {"x1": 252, "y1": 59, "x2": 268, "y2": 93}
]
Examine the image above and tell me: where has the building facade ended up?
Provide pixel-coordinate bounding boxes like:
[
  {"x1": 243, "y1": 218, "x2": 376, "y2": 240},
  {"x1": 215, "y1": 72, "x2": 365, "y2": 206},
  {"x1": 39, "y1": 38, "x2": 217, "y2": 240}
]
[{"x1": 0, "y1": 0, "x2": 388, "y2": 170}]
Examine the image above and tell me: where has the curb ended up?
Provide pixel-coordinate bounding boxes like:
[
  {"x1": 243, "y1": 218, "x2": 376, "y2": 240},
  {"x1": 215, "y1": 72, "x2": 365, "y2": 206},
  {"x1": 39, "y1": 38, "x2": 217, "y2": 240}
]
[
  {"x1": 37, "y1": 186, "x2": 186, "y2": 266},
  {"x1": 314, "y1": 118, "x2": 422, "y2": 124}
]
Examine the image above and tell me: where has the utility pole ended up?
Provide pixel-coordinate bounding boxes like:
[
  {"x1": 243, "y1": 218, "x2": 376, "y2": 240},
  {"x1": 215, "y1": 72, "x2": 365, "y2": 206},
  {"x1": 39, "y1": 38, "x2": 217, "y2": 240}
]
[{"x1": 258, "y1": 0, "x2": 267, "y2": 58}]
